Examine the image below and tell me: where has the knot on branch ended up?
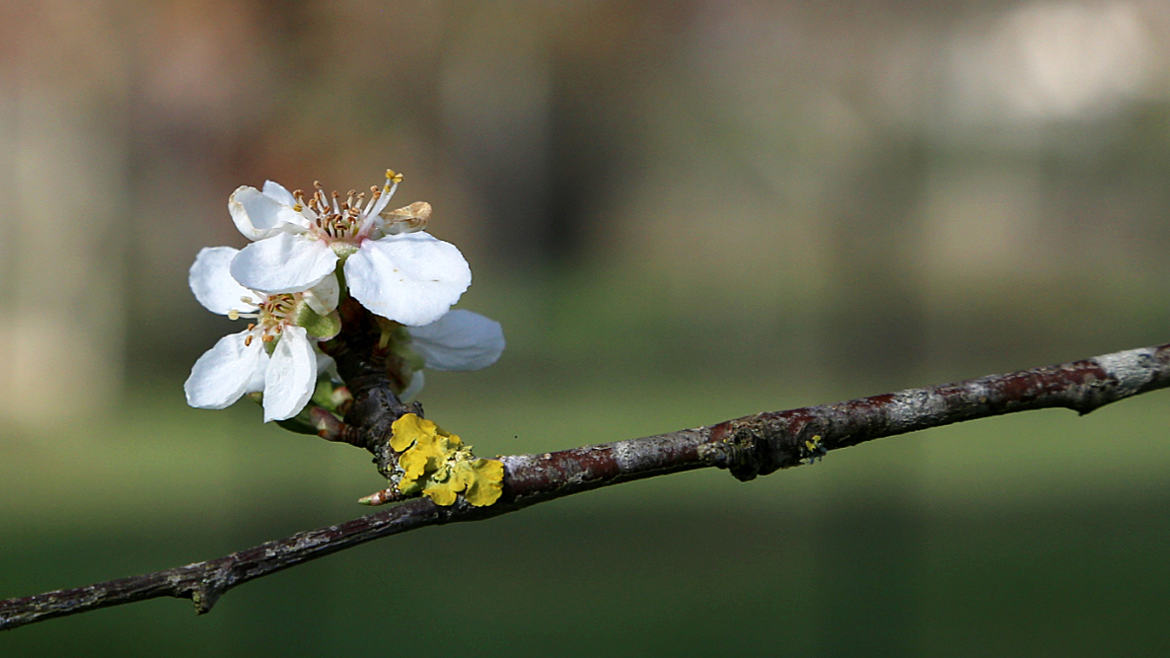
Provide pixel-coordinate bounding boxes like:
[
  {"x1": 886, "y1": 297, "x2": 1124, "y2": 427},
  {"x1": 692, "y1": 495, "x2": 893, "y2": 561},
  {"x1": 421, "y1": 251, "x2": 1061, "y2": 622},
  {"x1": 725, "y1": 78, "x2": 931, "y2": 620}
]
[
  {"x1": 190, "y1": 578, "x2": 226, "y2": 615},
  {"x1": 702, "y1": 415, "x2": 806, "y2": 481}
]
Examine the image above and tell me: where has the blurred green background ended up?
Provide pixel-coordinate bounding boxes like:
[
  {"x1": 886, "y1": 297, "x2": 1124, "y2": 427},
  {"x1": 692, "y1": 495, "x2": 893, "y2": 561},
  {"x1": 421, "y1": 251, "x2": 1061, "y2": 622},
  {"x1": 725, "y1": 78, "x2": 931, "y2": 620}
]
[{"x1": 4, "y1": 1, "x2": 1170, "y2": 655}]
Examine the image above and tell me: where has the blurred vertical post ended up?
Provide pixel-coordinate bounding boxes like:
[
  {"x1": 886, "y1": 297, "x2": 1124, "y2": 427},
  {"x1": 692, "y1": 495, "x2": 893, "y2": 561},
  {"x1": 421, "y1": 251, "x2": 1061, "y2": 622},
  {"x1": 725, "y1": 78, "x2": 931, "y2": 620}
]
[{"x1": 0, "y1": 5, "x2": 129, "y2": 431}]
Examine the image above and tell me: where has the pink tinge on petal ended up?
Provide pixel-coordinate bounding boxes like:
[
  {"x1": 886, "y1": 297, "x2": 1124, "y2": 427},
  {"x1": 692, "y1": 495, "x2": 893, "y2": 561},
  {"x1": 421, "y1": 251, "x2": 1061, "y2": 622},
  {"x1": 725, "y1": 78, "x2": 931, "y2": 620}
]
[
  {"x1": 231, "y1": 233, "x2": 339, "y2": 294},
  {"x1": 344, "y1": 233, "x2": 471, "y2": 326}
]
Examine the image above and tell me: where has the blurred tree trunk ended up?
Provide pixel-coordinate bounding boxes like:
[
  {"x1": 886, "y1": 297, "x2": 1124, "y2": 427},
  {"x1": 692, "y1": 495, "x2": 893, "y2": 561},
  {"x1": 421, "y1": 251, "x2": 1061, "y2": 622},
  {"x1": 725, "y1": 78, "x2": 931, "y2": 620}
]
[{"x1": 0, "y1": 57, "x2": 129, "y2": 430}]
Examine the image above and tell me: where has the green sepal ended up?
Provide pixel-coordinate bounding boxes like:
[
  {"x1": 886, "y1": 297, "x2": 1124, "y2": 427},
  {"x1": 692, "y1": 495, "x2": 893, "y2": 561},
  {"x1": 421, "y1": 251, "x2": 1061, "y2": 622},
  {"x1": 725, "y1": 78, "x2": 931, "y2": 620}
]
[
  {"x1": 377, "y1": 319, "x2": 425, "y2": 371},
  {"x1": 310, "y1": 379, "x2": 352, "y2": 414},
  {"x1": 295, "y1": 306, "x2": 342, "y2": 340}
]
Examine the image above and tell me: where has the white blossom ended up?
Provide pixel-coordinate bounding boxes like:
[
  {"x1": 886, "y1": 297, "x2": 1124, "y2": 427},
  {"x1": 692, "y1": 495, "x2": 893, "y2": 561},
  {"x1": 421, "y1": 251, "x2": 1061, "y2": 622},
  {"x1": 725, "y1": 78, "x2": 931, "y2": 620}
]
[
  {"x1": 399, "y1": 309, "x2": 505, "y2": 400},
  {"x1": 227, "y1": 171, "x2": 471, "y2": 327},
  {"x1": 184, "y1": 246, "x2": 338, "y2": 422}
]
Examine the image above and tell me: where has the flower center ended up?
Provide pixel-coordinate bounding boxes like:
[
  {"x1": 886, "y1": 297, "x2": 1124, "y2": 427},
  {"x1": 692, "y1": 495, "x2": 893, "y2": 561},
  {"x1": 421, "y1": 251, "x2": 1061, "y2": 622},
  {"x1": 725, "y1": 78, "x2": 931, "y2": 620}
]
[
  {"x1": 292, "y1": 169, "x2": 404, "y2": 244},
  {"x1": 241, "y1": 292, "x2": 299, "y2": 347}
]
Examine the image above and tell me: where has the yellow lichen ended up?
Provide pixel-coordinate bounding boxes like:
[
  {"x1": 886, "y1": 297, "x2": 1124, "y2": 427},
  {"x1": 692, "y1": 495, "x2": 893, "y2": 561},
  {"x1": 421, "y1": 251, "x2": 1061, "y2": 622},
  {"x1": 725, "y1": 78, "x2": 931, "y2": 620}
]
[
  {"x1": 388, "y1": 413, "x2": 504, "y2": 507},
  {"x1": 462, "y1": 458, "x2": 505, "y2": 506},
  {"x1": 800, "y1": 434, "x2": 827, "y2": 464},
  {"x1": 389, "y1": 413, "x2": 461, "y2": 452}
]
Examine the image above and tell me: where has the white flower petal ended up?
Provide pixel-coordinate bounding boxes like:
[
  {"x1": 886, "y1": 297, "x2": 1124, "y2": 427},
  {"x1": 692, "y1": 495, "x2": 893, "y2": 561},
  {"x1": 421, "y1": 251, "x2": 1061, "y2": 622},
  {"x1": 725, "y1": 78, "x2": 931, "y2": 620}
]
[
  {"x1": 303, "y1": 272, "x2": 340, "y2": 315},
  {"x1": 261, "y1": 180, "x2": 297, "y2": 206},
  {"x1": 185, "y1": 331, "x2": 268, "y2": 409},
  {"x1": 189, "y1": 246, "x2": 260, "y2": 316},
  {"x1": 244, "y1": 358, "x2": 268, "y2": 394},
  {"x1": 231, "y1": 232, "x2": 338, "y2": 294},
  {"x1": 345, "y1": 232, "x2": 471, "y2": 326},
  {"x1": 408, "y1": 310, "x2": 505, "y2": 371},
  {"x1": 188, "y1": 245, "x2": 262, "y2": 318},
  {"x1": 229, "y1": 185, "x2": 310, "y2": 240},
  {"x1": 262, "y1": 325, "x2": 318, "y2": 422}
]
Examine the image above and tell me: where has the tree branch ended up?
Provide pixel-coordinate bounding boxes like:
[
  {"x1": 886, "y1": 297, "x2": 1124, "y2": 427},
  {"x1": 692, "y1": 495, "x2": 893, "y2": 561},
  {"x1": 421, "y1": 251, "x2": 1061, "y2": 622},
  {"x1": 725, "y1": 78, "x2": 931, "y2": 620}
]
[{"x1": 3, "y1": 342, "x2": 1169, "y2": 630}]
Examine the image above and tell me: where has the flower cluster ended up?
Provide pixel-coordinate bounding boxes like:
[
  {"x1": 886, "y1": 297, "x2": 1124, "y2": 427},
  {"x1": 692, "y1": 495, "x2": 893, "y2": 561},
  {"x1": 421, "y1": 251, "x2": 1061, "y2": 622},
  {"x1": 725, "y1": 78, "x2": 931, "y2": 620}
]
[{"x1": 185, "y1": 170, "x2": 504, "y2": 422}]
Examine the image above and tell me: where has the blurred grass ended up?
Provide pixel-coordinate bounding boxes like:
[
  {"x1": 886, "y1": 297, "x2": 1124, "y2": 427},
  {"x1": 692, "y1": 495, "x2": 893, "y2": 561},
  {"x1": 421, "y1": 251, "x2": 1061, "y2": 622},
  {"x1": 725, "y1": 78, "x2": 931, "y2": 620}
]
[{"x1": 4, "y1": 365, "x2": 1170, "y2": 656}]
